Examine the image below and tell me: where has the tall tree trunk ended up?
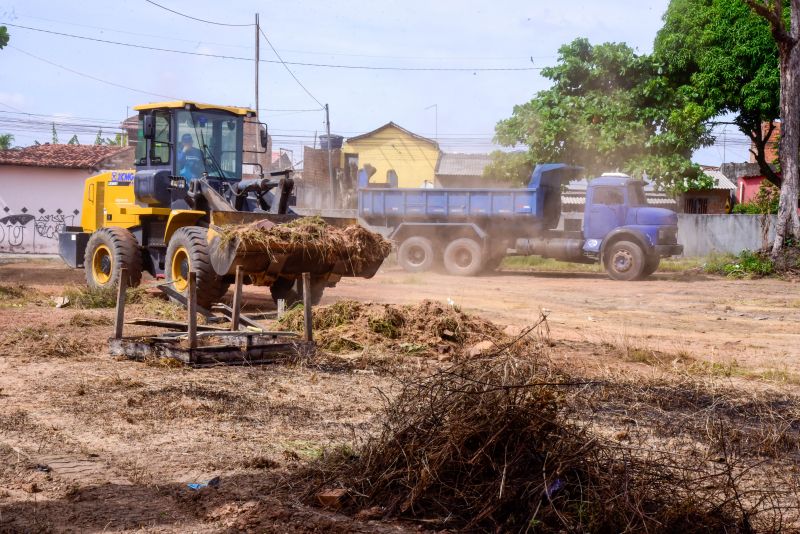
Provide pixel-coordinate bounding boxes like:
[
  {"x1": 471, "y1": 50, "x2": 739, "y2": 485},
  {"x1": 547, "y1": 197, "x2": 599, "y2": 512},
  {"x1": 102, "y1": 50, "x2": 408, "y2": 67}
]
[{"x1": 773, "y1": 25, "x2": 800, "y2": 255}]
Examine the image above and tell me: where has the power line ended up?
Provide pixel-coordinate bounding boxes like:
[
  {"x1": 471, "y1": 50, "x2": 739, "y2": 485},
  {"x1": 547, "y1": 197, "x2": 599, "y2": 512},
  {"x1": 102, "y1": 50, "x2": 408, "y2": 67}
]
[
  {"x1": 258, "y1": 26, "x2": 324, "y2": 108},
  {"x1": 2, "y1": 22, "x2": 543, "y2": 72},
  {"x1": 8, "y1": 45, "x2": 177, "y2": 100},
  {"x1": 18, "y1": 13, "x2": 553, "y2": 62},
  {"x1": 142, "y1": 0, "x2": 253, "y2": 27}
]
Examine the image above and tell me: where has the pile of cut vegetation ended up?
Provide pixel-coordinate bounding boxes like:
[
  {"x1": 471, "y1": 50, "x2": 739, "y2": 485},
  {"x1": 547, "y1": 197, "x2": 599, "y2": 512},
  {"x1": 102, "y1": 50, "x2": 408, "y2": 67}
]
[
  {"x1": 279, "y1": 299, "x2": 504, "y2": 356},
  {"x1": 221, "y1": 216, "x2": 391, "y2": 271},
  {"x1": 307, "y1": 353, "x2": 798, "y2": 532}
]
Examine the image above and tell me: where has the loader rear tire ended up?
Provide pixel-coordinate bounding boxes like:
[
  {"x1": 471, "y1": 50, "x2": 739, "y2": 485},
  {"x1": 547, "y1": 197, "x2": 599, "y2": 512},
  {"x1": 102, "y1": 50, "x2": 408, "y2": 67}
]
[
  {"x1": 166, "y1": 226, "x2": 230, "y2": 309},
  {"x1": 397, "y1": 237, "x2": 435, "y2": 272},
  {"x1": 84, "y1": 227, "x2": 142, "y2": 290},
  {"x1": 443, "y1": 238, "x2": 484, "y2": 276}
]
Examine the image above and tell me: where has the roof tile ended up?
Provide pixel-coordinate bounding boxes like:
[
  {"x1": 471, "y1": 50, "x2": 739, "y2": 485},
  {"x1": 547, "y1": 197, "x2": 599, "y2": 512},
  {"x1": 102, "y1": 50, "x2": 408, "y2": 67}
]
[{"x1": 0, "y1": 144, "x2": 131, "y2": 170}]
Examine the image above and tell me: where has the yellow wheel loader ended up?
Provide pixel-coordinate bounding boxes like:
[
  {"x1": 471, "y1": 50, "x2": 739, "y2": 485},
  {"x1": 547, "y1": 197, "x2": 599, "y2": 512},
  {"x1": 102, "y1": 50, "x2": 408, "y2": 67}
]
[{"x1": 59, "y1": 101, "x2": 384, "y2": 308}]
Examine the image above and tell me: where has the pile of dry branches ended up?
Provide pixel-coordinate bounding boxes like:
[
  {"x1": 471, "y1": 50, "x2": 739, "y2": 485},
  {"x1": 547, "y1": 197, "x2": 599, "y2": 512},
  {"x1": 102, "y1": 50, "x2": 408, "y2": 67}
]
[
  {"x1": 308, "y1": 344, "x2": 800, "y2": 532},
  {"x1": 221, "y1": 216, "x2": 391, "y2": 271}
]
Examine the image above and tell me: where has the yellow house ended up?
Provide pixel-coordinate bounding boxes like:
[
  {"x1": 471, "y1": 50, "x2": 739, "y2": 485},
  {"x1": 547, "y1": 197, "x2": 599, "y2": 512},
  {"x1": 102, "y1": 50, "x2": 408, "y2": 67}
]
[{"x1": 343, "y1": 122, "x2": 440, "y2": 188}]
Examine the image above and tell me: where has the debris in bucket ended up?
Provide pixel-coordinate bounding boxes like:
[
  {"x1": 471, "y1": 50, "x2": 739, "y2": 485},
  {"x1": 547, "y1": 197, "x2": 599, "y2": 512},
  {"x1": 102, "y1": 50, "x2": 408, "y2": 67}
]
[{"x1": 220, "y1": 216, "x2": 392, "y2": 270}]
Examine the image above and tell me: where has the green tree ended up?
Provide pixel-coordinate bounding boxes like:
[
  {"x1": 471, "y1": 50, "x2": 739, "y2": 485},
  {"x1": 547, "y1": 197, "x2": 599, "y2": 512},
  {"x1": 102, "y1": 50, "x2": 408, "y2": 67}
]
[
  {"x1": 655, "y1": 0, "x2": 781, "y2": 186},
  {"x1": 51, "y1": 123, "x2": 59, "y2": 144},
  {"x1": 0, "y1": 133, "x2": 13, "y2": 150},
  {"x1": 0, "y1": 26, "x2": 9, "y2": 49},
  {"x1": 483, "y1": 151, "x2": 534, "y2": 187},
  {"x1": 494, "y1": 38, "x2": 711, "y2": 192},
  {"x1": 68, "y1": 134, "x2": 80, "y2": 145}
]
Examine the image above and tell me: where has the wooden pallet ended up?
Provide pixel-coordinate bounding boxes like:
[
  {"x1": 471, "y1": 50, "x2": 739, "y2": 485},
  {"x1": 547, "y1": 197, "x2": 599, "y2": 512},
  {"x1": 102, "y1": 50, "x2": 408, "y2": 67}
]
[{"x1": 110, "y1": 267, "x2": 315, "y2": 366}]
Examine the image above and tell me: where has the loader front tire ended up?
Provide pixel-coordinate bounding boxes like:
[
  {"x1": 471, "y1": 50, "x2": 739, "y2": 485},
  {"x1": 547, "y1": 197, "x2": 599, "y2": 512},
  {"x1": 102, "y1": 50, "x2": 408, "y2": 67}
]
[
  {"x1": 84, "y1": 227, "x2": 142, "y2": 290},
  {"x1": 166, "y1": 227, "x2": 230, "y2": 309}
]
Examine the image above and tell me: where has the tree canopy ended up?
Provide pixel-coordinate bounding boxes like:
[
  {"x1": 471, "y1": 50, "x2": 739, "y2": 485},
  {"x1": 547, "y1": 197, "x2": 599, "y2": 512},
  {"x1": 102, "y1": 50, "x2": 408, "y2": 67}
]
[
  {"x1": 0, "y1": 134, "x2": 13, "y2": 150},
  {"x1": 491, "y1": 38, "x2": 712, "y2": 192},
  {"x1": 655, "y1": 0, "x2": 781, "y2": 185},
  {"x1": 0, "y1": 26, "x2": 9, "y2": 49}
]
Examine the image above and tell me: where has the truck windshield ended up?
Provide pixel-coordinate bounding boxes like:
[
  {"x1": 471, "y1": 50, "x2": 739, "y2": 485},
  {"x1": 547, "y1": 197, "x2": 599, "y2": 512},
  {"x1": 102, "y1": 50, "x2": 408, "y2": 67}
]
[
  {"x1": 628, "y1": 183, "x2": 648, "y2": 206},
  {"x1": 176, "y1": 110, "x2": 243, "y2": 181}
]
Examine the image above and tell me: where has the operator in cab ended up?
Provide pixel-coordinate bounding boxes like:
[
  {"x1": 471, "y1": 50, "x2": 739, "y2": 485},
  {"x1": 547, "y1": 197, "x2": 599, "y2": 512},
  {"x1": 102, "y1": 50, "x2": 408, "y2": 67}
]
[{"x1": 177, "y1": 133, "x2": 205, "y2": 181}]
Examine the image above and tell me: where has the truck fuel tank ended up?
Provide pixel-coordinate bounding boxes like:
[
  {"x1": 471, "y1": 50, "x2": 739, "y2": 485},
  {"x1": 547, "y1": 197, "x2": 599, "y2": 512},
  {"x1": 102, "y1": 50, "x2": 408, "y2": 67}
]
[{"x1": 515, "y1": 237, "x2": 586, "y2": 262}]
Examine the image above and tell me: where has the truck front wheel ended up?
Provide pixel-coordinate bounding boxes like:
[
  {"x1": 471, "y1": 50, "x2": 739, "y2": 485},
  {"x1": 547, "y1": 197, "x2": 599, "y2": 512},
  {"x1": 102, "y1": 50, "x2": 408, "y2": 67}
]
[
  {"x1": 640, "y1": 254, "x2": 660, "y2": 279},
  {"x1": 443, "y1": 238, "x2": 484, "y2": 276},
  {"x1": 397, "y1": 237, "x2": 435, "y2": 272},
  {"x1": 604, "y1": 241, "x2": 645, "y2": 281}
]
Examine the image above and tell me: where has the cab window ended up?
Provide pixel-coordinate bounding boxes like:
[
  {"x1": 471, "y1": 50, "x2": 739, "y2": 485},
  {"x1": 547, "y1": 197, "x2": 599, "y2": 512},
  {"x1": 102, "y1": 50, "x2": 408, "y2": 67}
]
[
  {"x1": 593, "y1": 187, "x2": 624, "y2": 205},
  {"x1": 151, "y1": 111, "x2": 171, "y2": 165},
  {"x1": 134, "y1": 116, "x2": 147, "y2": 165}
]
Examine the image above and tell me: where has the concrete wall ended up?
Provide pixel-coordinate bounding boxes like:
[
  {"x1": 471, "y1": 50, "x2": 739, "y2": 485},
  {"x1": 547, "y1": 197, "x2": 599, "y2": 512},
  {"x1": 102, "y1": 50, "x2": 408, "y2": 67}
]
[
  {"x1": 0, "y1": 165, "x2": 90, "y2": 254},
  {"x1": 677, "y1": 214, "x2": 775, "y2": 257}
]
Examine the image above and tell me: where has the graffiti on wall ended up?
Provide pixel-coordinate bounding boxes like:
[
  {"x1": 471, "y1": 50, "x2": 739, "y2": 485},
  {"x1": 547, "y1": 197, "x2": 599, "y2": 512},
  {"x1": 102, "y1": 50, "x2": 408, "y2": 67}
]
[{"x1": 0, "y1": 207, "x2": 79, "y2": 253}]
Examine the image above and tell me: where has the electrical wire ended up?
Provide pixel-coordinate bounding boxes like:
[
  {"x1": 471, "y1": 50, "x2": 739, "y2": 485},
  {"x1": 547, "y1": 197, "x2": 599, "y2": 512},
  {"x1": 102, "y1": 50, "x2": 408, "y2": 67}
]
[
  {"x1": 17, "y1": 12, "x2": 553, "y2": 62},
  {"x1": 142, "y1": 0, "x2": 253, "y2": 27},
  {"x1": 258, "y1": 26, "x2": 324, "y2": 108},
  {"x1": 8, "y1": 45, "x2": 177, "y2": 100},
  {"x1": 1, "y1": 22, "x2": 543, "y2": 72}
]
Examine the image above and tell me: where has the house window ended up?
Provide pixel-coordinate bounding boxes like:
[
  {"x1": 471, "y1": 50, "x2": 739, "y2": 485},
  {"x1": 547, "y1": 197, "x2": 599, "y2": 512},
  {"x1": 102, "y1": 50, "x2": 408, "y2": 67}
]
[{"x1": 684, "y1": 197, "x2": 708, "y2": 214}]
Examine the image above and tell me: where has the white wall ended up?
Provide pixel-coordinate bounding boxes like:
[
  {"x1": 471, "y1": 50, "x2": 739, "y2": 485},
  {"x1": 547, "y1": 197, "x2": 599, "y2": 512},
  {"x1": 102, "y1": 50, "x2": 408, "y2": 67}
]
[{"x1": 0, "y1": 165, "x2": 89, "y2": 254}]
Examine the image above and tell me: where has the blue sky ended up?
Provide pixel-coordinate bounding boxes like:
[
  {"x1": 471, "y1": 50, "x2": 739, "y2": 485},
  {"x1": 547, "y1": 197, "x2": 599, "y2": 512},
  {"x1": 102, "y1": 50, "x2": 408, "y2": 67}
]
[{"x1": 0, "y1": 0, "x2": 750, "y2": 165}]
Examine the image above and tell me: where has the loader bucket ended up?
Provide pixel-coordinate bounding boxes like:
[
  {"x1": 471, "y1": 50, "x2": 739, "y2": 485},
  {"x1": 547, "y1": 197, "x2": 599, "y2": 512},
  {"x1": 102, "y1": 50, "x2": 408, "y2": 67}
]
[{"x1": 206, "y1": 213, "x2": 387, "y2": 285}]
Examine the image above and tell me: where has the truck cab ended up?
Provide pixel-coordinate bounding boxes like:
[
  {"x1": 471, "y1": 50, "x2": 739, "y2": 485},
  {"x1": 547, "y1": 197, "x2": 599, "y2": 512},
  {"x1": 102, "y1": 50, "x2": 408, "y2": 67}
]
[{"x1": 580, "y1": 175, "x2": 682, "y2": 279}]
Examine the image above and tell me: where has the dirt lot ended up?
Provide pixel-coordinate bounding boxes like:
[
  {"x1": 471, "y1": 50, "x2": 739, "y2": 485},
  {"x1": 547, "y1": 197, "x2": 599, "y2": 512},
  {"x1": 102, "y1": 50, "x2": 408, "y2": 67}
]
[{"x1": 0, "y1": 258, "x2": 799, "y2": 532}]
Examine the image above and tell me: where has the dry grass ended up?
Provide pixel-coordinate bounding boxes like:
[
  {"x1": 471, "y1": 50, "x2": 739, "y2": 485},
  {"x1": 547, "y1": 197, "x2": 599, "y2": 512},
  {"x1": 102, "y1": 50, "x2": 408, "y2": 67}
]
[
  {"x1": 67, "y1": 312, "x2": 113, "y2": 327},
  {"x1": 304, "y1": 325, "x2": 800, "y2": 532},
  {"x1": 0, "y1": 283, "x2": 48, "y2": 308},
  {"x1": 0, "y1": 324, "x2": 93, "y2": 359},
  {"x1": 62, "y1": 285, "x2": 146, "y2": 309}
]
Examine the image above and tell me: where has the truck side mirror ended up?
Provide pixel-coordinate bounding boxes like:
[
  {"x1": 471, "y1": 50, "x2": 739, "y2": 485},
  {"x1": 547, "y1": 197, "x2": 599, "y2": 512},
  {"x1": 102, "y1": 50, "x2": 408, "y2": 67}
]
[
  {"x1": 259, "y1": 124, "x2": 268, "y2": 149},
  {"x1": 142, "y1": 115, "x2": 155, "y2": 140}
]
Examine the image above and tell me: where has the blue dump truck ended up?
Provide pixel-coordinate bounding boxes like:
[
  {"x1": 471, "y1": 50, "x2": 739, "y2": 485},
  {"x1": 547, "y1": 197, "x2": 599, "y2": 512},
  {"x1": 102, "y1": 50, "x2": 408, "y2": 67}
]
[{"x1": 357, "y1": 163, "x2": 683, "y2": 281}]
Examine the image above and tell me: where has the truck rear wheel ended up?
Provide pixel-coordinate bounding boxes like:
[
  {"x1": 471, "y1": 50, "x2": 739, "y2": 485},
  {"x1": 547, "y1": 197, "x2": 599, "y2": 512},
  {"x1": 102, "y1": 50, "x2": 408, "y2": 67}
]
[
  {"x1": 84, "y1": 227, "x2": 142, "y2": 290},
  {"x1": 397, "y1": 237, "x2": 434, "y2": 272},
  {"x1": 166, "y1": 226, "x2": 230, "y2": 309},
  {"x1": 604, "y1": 240, "x2": 645, "y2": 281},
  {"x1": 443, "y1": 238, "x2": 484, "y2": 276}
]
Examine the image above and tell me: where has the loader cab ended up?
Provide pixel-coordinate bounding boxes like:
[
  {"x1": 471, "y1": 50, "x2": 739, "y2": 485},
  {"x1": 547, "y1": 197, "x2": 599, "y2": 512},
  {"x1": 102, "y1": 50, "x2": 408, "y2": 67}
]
[{"x1": 133, "y1": 101, "x2": 257, "y2": 183}]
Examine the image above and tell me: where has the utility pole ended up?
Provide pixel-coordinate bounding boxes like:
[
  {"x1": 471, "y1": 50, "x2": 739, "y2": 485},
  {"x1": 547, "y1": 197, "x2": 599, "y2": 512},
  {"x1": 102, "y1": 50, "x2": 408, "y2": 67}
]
[
  {"x1": 325, "y1": 104, "x2": 335, "y2": 208},
  {"x1": 254, "y1": 13, "x2": 260, "y2": 117}
]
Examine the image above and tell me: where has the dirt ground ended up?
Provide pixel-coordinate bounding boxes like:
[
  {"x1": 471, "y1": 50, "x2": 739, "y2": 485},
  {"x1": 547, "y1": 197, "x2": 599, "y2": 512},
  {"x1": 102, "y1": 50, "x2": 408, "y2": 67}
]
[{"x1": 0, "y1": 258, "x2": 799, "y2": 532}]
